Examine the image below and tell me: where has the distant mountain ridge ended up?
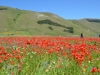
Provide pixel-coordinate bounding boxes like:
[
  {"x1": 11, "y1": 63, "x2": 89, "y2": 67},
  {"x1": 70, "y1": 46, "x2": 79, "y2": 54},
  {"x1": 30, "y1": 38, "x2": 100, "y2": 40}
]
[
  {"x1": 85, "y1": 18, "x2": 100, "y2": 23},
  {"x1": 0, "y1": 5, "x2": 100, "y2": 36}
]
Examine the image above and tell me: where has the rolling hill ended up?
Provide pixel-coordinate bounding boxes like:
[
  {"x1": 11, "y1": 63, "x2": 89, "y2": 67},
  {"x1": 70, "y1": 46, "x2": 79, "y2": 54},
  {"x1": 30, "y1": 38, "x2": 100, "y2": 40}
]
[{"x1": 0, "y1": 5, "x2": 100, "y2": 37}]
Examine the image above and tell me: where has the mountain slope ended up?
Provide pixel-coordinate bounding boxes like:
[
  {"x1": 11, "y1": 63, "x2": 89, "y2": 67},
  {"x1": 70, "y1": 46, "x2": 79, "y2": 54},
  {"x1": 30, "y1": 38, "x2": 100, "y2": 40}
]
[{"x1": 0, "y1": 6, "x2": 100, "y2": 36}]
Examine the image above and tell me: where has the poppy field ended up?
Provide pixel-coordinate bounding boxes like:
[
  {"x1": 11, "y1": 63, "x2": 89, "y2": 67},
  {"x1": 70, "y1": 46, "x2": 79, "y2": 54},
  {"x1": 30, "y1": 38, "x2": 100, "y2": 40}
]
[{"x1": 0, "y1": 36, "x2": 100, "y2": 75}]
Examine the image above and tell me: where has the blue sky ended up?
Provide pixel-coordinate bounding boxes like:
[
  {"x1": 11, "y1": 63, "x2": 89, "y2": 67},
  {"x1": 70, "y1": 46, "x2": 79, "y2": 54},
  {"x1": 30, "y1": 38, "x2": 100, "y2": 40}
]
[{"x1": 0, "y1": 0, "x2": 100, "y2": 20}]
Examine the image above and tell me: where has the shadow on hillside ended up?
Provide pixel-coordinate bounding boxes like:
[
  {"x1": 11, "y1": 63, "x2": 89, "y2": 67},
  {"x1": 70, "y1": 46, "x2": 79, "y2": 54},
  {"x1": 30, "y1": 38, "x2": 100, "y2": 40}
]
[
  {"x1": 48, "y1": 26, "x2": 53, "y2": 30},
  {"x1": 37, "y1": 19, "x2": 73, "y2": 33}
]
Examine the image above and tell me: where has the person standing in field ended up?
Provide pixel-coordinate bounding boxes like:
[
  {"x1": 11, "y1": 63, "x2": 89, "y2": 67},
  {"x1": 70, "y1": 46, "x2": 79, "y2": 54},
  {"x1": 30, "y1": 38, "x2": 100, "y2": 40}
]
[
  {"x1": 99, "y1": 34, "x2": 100, "y2": 37},
  {"x1": 80, "y1": 33, "x2": 84, "y2": 38}
]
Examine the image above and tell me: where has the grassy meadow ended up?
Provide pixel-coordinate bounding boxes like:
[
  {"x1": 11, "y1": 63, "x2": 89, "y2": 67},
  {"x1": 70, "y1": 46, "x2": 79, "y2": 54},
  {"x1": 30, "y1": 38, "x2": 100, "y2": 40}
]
[
  {"x1": 0, "y1": 6, "x2": 100, "y2": 36},
  {"x1": 0, "y1": 5, "x2": 100, "y2": 75}
]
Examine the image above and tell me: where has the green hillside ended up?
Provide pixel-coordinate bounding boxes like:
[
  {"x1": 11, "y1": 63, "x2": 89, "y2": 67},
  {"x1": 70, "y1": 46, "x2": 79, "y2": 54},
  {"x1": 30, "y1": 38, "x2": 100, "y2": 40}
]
[{"x1": 0, "y1": 6, "x2": 100, "y2": 37}]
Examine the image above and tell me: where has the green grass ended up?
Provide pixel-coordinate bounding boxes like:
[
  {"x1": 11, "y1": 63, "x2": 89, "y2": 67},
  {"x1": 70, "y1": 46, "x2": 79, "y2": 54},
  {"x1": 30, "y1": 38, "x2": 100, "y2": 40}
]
[
  {"x1": 1, "y1": 50, "x2": 99, "y2": 75},
  {"x1": 0, "y1": 37, "x2": 100, "y2": 75},
  {"x1": 0, "y1": 5, "x2": 100, "y2": 36}
]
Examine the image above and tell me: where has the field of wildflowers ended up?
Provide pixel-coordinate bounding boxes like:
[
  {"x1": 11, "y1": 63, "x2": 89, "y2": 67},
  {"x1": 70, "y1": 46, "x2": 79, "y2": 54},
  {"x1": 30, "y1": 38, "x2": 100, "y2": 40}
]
[{"x1": 0, "y1": 36, "x2": 100, "y2": 75}]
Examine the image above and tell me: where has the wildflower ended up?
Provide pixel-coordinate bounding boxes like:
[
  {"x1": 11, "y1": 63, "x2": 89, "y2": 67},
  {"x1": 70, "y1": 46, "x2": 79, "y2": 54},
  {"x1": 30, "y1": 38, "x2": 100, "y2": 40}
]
[
  {"x1": 98, "y1": 68, "x2": 100, "y2": 72},
  {"x1": 11, "y1": 72, "x2": 14, "y2": 75},
  {"x1": 27, "y1": 39, "x2": 31, "y2": 45},
  {"x1": 96, "y1": 58, "x2": 99, "y2": 60},
  {"x1": 10, "y1": 61, "x2": 14, "y2": 65},
  {"x1": 46, "y1": 68, "x2": 49, "y2": 72},
  {"x1": 91, "y1": 67, "x2": 98, "y2": 73},
  {"x1": 16, "y1": 50, "x2": 20, "y2": 53},
  {"x1": 88, "y1": 61, "x2": 91, "y2": 63},
  {"x1": 84, "y1": 65, "x2": 87, "y2": 68},
  {"x1": 48, "y1": 49, "x2": 54, "y2": 54},
  {"x1": 56, "y1": 64, "x2": 61, "y2": 68},
  {"x1": 44, "y1": 61, "x2": 50, "y2": 66},
  {"x1": 20, "y1": 62, "x2": 23, "y2": 65},
  {"x1": 0, "y1": 59, "x2": 2, "y2": 63}
]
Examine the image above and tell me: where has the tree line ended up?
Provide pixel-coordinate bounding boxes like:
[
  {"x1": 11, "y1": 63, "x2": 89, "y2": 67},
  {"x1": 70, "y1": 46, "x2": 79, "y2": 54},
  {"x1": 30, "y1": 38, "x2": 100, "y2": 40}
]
[
  {"x1": 37, "y1": 19, "x2": 73, "y2": 33},
  {"x1": 86, "y1": 19, "x2": 100, "y2": 23},
  {"x1": 0, "y1": 8, "x2": 8, "y2": 10}
]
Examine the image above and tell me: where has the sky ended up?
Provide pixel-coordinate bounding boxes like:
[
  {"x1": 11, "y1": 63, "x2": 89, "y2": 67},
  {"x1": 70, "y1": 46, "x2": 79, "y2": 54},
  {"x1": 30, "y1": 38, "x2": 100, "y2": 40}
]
[{"x1": 0, "y1": 0, "x2": 100, "y2": 20}]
